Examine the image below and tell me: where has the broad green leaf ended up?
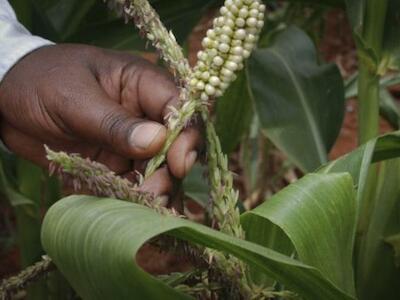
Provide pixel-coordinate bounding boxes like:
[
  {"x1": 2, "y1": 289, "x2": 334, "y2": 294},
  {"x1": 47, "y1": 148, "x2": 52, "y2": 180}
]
[
  {"x1": 319, "y1": 131, "x2": 400, "y2": 202},
  {"x1": 70, "y1": 19, "x2": 142, "y2": 50},
  {"x1": 69, "y1": 0, "x2": 213, "y2": 50},
  {"x1": 21, "y1": 1, "x2": 61, "y2": 41},
  {"x1": 9, "y1": 0, "x2": 34, "y2": 29},
  {"x1": 356, "y1": 159, "x2": 400, "y2": 300},
  {"x1": 216, "y1": 70, "x2": 253, "y2": 154},
  {"x1": 151, "y1": 0, "x2": 214, "y2": 45},
  {"x1": 240, "y1": 117, "x2": 264, "y2": 192},
  {"x1": 319, "y1": 132, "x2": 399, "y2": 236},
  {"x1": 46, "y1": 0, "x2": 97, "y2": 40},
  {"x1": 12, "y1": 0, "x2": 215, "y2": 49},
  {"x1": 318, "y1": 132, "x2": 400, "y2": 299},
  {"x1": 242, "y1": 173, "x2": 356, "y2": 296},
  {"x1": 42, "y1": 195, "x2": 355, "y2": 300},
  {"x1": 248, "y1": 26, "x2": 345, "y2": 172}
]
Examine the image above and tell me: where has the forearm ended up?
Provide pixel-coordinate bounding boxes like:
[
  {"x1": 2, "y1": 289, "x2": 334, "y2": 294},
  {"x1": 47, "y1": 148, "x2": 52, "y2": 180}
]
[{"x1": 0, "y1": 0, "x2": 53, "y2": 82}]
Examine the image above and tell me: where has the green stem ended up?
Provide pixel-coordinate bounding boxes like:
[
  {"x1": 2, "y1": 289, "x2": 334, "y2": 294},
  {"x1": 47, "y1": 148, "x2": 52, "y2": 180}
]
[
  {"x1": 362, "y1": 0, "x2": 387, "y2": 58},
  {"x1": 357, "y1": 66, "x2": 379, "y2": 144},
  {"x1": 355, "y1": 0, "x2": 388, "y2": 287},
  {"x1": 357, "y1": 0, "x2": 387, "y2": 144}
]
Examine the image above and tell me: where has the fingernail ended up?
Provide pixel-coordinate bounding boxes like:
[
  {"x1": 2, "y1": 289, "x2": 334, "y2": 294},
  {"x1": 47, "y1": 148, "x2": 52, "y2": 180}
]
[
  {"x1": 130, "y1": 123, "x2": 164, "y2": 149},
  {"x1": 184, "y1": 151, "x2": 197, "y2": 175},
  {"x1": 155, "y1": 195, "x2": 169, "y2": 207}
]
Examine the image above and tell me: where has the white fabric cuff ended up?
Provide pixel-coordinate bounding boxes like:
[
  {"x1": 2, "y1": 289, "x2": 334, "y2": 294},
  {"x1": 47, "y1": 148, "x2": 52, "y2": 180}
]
[{"x1": 0, "y1": 7, "x2": 54, "y2": 82}]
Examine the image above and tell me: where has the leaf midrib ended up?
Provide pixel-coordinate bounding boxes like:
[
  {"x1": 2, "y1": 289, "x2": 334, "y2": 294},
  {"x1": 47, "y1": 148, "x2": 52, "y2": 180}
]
[{"x1": 268, "y1": 48, "x2": 327, "y2": 164}]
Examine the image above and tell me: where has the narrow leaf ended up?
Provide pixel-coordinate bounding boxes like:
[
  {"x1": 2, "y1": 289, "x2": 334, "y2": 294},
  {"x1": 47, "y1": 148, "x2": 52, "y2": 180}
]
[{"x1": 356, "y1": 159, "x2": 400, "y2": 299}]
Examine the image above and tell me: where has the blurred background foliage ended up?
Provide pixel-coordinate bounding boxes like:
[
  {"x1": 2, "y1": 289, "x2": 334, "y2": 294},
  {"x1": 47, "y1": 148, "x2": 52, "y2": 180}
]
[{"x1": 9, "y1": 0, "x2": 218, "y2": 49}]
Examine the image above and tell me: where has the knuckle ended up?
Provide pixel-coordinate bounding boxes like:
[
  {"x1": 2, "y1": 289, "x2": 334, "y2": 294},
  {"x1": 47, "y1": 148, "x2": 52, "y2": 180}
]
[{"x1": 99, "y1": 111, "x2": 137, "y2": 145}]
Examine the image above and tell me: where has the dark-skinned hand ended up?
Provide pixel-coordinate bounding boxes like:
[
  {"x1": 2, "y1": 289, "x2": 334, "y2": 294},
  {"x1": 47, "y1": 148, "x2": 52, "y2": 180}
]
[{"x1": 0, "y1": 44, "x2": 201, "y2": 200}]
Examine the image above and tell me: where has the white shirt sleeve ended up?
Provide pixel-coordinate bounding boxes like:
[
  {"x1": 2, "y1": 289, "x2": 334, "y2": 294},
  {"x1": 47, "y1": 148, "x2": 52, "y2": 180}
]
[{"x1": 0, "y1": 0, "x2": 54, "y2": 82}]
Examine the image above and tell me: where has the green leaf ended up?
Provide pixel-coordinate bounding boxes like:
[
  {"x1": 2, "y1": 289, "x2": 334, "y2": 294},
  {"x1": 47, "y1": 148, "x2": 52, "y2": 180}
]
[
  {"x1": 355, "y1": 159, "x2": 400, "y2": 299},
  {"x1": 248, "y1": 26, "x2": 345, "y2": 172},
  {"x1": 344, "y1": 72, "x2": 400, "y2": 99},
  {"x1": 46, "y1": 0, "x2": 97, "y2": 40},
  {"x1": 318, "y1": 132, "x2": 400, "y2": 299},
  {"x1": 345, "y1": 73, "x2": 400, "y2": 129},
  {"x1": 69, "y1": 0, "x2": 213, "y2": 50},
  {"x1": 318, "y1": 131, "x2": 398, "y2": 237},
  {"x1": 242, "y1": 173, "x2": 357, "y2": 296},
  {"x1": 42, "y1": 194, "x2": 355, "y2": 300},
  {"x1": 9, "y1": 0, "x2": 34, "y2": 29},
  {"x1": 12, "y1": 0, "x2": 214, "y2": 49},
  {"x1": 283, "y1": 0, "x2": 344, "y2": 6},
  {"x1": 182, "y1": 163, "x2": 209, "y2": 207},
  {"x1": 216, "y1": 70, "x2": 253, "y2": 154},
  {"x1": 344, "y1": 0, "x2": 400, "y2": 71},
  {"x1": 0, "y1": 160, "x2": 35, "y2": 209},
  {"x1": 385, "y1": 233, "x2": 400, "y2": 268},
  {"x1": 318, "y1": 131, "x2": 400, "y2": 202},
  {"x1": 381, "y1": 0, "x2": 400, "y2": 70},
  {"x1": 379, "y1": 88, "x2": 400, "y2": 129}
]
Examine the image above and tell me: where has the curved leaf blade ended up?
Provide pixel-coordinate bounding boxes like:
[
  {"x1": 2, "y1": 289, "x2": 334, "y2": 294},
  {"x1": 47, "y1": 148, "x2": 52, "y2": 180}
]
[
  {"x1": 241, "y1": 173, "x2": 357, "y2": 296},
  {"x1": 319, "y1": 131, "x2": 400, "y2": 203},
  {"x1": 318, "y1": 132, "x2": 400, "y2": 299},
  {"x1": 42, "y1": 195, "x2": 354, "y2": 300},
  {"x1": 248, "y1": 26, "x2": 345, "y2": 172},
  {"x1": 356, "y1": 159, "x2": 400, "y2": 299}
]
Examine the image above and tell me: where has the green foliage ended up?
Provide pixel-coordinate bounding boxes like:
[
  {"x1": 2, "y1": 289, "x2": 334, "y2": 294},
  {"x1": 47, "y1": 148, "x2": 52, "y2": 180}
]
[
  {"x1": 42, "y1": 173, "x2": 356, "y2": 300},
  {"x1": 182, "y1": 164, "x2": 209, "y2": 207},
  {"x1": 216, "y1": 70, "x2": 253, "y2": 154},
  {"x1": 345, "y1": 73, "x2": 400, "y2": 129},
  {"x1": 242, "y1": 173, "x2": 356, "y2": 294},
  {"x1": 2, "y1": 1, "x2": 400, "y2": 299},
  {"x1": 0, "y1": 157, "x2": 63, "y2": 298},
  {"x1": 344, "y1": 0, "x2": 400, "y2": 72},
  {"x1": 356, "y1": 159, "x2": 400, "y2": 299},
  {"x1": 319, "y1": 131, "x2": 400, "y2": 299},
  {"x1": 248, "y1": 26, "x2": 345, "y2": 172},
  {"x1": 10, "y1": 0, "x2": 214, "y2": 49},
  {"x1": 39, "y1": 131, "x2": 400, "y2": 299}
]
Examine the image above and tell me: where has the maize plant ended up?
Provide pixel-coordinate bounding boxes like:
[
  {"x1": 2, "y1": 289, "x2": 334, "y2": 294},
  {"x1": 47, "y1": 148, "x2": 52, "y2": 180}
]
[{"x1": 1, "y1": 0, "x2": 400, "y2": 299}]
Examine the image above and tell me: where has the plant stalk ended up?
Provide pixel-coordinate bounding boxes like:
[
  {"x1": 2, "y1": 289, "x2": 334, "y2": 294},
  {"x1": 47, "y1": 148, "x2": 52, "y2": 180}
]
[
  {"x1": 355, "y1": 0, "x2": 388, "y2": 289},
  {"x1": 357, "y1": 67, "x2": 379, "y2": 144},
  {"x1": 357, "y1": 0, "x2": 388, "y2": 144}
]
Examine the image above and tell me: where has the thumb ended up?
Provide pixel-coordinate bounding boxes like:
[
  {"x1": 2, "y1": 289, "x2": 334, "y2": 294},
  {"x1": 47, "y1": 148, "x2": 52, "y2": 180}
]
[{"x1": 60, "y1": 86, "x2": 167, "y2": 159}]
